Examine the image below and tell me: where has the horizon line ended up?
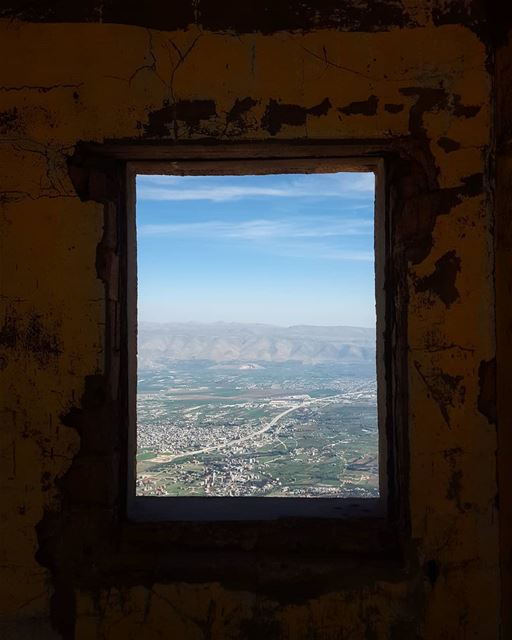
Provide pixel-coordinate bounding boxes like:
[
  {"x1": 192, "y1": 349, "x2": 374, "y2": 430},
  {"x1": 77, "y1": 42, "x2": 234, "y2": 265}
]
[{"x1": 138, "y1": 319, "x2": 376, "y2": 330}]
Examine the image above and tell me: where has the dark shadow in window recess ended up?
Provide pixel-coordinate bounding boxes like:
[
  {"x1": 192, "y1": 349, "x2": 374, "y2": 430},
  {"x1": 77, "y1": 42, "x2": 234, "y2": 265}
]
[{"x1": 37, "y1": 142, "x2": 417, "y2": 613}]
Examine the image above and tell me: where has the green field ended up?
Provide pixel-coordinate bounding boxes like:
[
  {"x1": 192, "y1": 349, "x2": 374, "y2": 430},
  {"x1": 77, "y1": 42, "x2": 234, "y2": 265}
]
[{"x1": 136, "y1": 361, "x2": 378, "y2": 498}]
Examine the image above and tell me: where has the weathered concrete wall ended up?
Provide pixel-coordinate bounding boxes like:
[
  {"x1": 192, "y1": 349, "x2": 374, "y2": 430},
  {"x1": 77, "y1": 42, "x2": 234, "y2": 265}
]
[
  {"x1": 495, "y1": 25, "x2": 512, "y2": 640},
  {"x1": 0, "y1": 2, "x2": 505, "y2": 638}
]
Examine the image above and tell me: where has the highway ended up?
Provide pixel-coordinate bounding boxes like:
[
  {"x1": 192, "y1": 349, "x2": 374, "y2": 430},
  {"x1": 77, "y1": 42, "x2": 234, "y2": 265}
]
[{"x1": 158, "y1": 395, "x2": 338, "y2": 463}]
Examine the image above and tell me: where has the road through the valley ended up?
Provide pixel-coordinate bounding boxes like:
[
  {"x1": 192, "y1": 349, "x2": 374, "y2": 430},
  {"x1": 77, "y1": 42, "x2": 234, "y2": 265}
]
[{"x1": 155, "y1": 395, "x2": 339, "y2": 463}]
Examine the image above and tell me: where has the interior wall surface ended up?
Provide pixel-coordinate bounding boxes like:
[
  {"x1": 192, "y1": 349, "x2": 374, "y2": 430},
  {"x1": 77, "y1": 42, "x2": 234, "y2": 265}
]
[
  {"x1": 495, "y1": 24, "x2": 512, "y2": 640},
  {"x1": 0, "y1": 2, "x2": 504, "y2": 638}
]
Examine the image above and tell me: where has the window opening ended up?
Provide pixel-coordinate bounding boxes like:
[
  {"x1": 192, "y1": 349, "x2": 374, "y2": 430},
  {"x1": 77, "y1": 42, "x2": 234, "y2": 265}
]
[{"x1": 133, "y1": 169, "x2": 379, "y2": 506}]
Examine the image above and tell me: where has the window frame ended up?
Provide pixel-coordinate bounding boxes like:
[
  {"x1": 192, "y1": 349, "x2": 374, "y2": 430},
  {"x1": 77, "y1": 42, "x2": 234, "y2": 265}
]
[
  {"x1": 125, "y1": 153, "x2": 388, "y2": 522},
  {"x1": 44, "y1": 140, "x2": 413, "y2": 593}
]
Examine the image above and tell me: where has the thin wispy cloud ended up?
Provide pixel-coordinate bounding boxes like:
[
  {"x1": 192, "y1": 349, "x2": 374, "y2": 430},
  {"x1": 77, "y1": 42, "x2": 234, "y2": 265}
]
[
  {"x1": 136, "y1": 171, "x2": 376, "y2": 324},
  {"x1": 137, "y1": 172, "x2": 375, "y2": 202},
  {"x1": 270, "y1": 241, "x2": 374, "y2": 262},
  {"x1": 138, "y1": 217, "x2": 373, "y2": 240},
  {"x1": 139, "y1": 218, "x2": 374, "y2": 262},
  {"x1": 139, "y1": 185, "x2": 290, "y2": 201}
]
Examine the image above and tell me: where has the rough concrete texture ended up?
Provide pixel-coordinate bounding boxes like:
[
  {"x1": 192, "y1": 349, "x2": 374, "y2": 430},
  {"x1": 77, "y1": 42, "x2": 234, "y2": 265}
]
[
  {"x1": 495, "y1": 23, "x2": 512, "y2": 640},
  {"x1": 0, "y1": 2, "x2": 509, "y2": 638}
]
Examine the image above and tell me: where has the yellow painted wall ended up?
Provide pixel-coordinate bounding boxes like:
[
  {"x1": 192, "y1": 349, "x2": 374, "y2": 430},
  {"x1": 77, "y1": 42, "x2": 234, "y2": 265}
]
[{"x1": 0, "y1": 13, "x2": 502, "y2": 639}]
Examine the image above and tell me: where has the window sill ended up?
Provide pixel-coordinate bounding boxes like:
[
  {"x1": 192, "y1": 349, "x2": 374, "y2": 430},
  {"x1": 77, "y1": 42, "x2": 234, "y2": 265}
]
[{"x1": 128, "y1": 496, "x2": 384, "y2": 522}]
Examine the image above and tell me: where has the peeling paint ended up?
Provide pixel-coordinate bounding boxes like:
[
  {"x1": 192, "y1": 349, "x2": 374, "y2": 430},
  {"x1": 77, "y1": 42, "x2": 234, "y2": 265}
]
[
  {"x1": 0, "y1": 312, "x2": 61, "y2": 367},
  {"x1": 384, "y1": 103, "x2": 404, "y2": 113},
  {"x1": 143, "y1": 99, "x2": 217, "y2": 137},
  {"x1": 0, "y1": 106, "x2": 20, "y2": 134},
  {"x1": 437, "y1": 136, "x2": 460, "y2": 152},
  {"x1": 453, "y1": 96, "x2": 482, "y2": 118},
  {"x1": 225, "y1": 96, "x2": 258, "y2": 134},
  {"x1": 339, "y1": 95, "x2": 379, "y2": 116},
  {"x1": 414, "y1": 361, "x2": 465, "y2": 424},
  {"x1": 261, "y1": 98, "x2": 331, "y2": 136},
  {"x1": 415, "y1": 251, "x2": 461, "y2": 308},
  {"x1": 478, "y1": 358, "x2": 497, "y2": 425}
]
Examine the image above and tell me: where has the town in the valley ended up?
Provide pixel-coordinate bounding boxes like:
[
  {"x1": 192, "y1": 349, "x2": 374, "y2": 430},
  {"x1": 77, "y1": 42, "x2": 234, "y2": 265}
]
[{"x1": 136, "y1": 354, "x2": 379, "y2": 499}]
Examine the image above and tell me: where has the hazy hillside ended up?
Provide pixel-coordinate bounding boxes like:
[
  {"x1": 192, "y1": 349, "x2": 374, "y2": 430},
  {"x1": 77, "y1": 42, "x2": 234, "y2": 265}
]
[{"x1": 138, "y1": 322, "x2": 375, "y2": 366}]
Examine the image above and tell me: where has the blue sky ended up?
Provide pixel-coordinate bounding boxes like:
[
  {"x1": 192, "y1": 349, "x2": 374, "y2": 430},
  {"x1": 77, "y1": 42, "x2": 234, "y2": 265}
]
[{"x1": 136, "y1": 172, "x2": 376, "y2": 327}]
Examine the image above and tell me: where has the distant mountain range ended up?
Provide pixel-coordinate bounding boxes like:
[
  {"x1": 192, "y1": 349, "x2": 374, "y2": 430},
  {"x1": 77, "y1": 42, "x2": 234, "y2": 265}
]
[{"x1": 138, "y1": 322, "x2": 375, "y2": 366}]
